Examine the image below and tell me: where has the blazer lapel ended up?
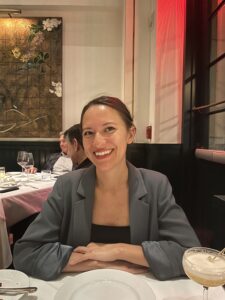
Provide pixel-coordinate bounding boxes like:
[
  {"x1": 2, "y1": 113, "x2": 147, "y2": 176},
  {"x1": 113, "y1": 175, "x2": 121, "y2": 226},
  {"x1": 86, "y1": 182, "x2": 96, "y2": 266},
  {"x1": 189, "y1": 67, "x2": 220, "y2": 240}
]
[
  {"x1": 128, "y1": 163, "x2": 150, "y2": 244},
  {"x1": 72, "y1": 166, "x2": 96, "y2": 246}
]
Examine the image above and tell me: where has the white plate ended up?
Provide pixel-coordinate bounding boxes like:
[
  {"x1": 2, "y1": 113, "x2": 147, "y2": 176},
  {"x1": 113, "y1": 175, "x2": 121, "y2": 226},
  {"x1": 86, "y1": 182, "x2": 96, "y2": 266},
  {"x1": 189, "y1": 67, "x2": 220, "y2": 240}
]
[
  {"x1": 54, "y1": 269, "x2": 156, "y2": 300},
  {"x1": 6, "y1": 172, "x2": 21, "y2": 176},
  {"x1": 0, "y1": 269, "x2": 29, "y2": 300},
  {"x1": 0, "y1": 183, "x2": 18, "y2": 189}
]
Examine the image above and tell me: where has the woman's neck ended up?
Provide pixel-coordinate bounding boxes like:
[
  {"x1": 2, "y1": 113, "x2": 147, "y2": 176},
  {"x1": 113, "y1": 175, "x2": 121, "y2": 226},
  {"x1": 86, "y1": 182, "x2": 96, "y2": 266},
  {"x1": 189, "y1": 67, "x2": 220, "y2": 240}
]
[{"x1": 96, "y1": 162, "x2": 128, "y2": 191}]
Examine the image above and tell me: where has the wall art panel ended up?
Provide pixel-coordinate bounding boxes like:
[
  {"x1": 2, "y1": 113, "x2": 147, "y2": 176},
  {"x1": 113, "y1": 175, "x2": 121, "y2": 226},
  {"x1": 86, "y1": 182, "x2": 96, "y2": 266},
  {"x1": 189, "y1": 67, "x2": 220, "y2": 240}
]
[{"x1": 0, "y1": 17, "x2": 62, "y2": 138}]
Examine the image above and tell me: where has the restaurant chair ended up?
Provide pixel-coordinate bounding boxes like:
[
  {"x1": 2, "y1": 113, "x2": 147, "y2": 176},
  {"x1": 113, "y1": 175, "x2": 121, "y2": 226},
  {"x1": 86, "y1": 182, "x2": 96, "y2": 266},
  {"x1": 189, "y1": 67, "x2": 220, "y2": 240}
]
[{"x1": 10, "y1": 213, "x2": 39, "y2": 247}]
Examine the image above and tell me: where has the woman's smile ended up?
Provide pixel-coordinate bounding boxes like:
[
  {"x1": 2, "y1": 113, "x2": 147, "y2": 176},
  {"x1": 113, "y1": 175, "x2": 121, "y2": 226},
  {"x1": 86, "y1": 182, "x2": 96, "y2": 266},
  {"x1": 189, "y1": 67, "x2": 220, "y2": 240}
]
[{"x1": 94, "y1": 149, "x2": 113, "y2": 159}]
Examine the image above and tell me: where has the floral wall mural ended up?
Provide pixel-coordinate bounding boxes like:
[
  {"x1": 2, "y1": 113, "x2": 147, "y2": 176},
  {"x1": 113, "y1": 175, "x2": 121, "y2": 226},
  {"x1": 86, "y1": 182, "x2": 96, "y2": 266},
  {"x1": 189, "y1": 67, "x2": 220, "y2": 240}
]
[{"x1": 0, "y1": 17, "x2": 62, "y2": 138}]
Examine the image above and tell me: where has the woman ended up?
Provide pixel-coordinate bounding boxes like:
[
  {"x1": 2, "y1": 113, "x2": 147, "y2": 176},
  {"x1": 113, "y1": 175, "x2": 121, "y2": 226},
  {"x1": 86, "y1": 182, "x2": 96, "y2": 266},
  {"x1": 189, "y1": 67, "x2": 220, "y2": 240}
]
[{"x1": 13, "y1": 96, "x2": 200, "y2": 280}]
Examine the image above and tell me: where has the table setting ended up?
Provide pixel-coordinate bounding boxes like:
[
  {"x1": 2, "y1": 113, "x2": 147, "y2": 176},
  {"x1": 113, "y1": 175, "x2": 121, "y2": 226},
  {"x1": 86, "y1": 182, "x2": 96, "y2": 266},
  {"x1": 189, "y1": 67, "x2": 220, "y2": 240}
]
[
  {"x1": 0, "y1": 167, "x2": 56, "y2": 270},
  {"x1": 10, "y1": 171, "x2": 55, "y2": 188},
  {"x1": 0, "y1": 172, "x2": 54, "y2": 192},
  {"x1": 0, "y1": 266, "x2": 224, "y2": 300},
  {"x1": 1, "y1": 150, "x2": 56, "y2": 193},
  {"x1": 0, "y1": 150, "x2": 67, "y2": 194},
  {"x1": 0, "y1": 168, "x2": 18, "y2": 193}
]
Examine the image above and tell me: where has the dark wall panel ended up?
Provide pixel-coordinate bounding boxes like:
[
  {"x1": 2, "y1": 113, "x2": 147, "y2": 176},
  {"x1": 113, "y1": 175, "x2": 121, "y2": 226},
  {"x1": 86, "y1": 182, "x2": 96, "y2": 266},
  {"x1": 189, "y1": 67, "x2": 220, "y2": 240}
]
[
  {"x1": 0, "y1": 141, "x2": 59, "y2": 171},
  {"x1": 193, "y1": 158, "x2": 225, "y2": 249},
  {"x1": 1, "y1": 141, "x2": 197, "y2": 231},
  {"x1": 1, "y1": 142, "x2": 183, "y2": 206}
]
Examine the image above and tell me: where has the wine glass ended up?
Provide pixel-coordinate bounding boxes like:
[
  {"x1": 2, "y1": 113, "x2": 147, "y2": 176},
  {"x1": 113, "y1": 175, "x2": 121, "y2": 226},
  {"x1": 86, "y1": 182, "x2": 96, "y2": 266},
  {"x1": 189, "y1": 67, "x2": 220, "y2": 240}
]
[
  {"x1": 0, "y1": 166, "x2": 6, "y2": 184},
  {"x1": 17, "y1": 151, "x2": 29, "y2": 172},
  {"x1": 182, "y1": 247, "x2": 225, "y2": 300},
  {"x1": 24, "y1": 152, "x2": 34, "y2": 171}
]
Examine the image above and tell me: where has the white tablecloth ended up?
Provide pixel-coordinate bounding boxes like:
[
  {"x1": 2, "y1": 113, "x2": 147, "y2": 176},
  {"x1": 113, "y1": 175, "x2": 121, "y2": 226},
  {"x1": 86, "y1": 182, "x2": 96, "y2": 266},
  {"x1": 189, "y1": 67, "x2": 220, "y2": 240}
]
[
  {"x1": 0, "y1": 173, "x2": 55, "y2": 269},
  {"x1": 16, "y1": 272, "x2": 225, "y2": 300}
]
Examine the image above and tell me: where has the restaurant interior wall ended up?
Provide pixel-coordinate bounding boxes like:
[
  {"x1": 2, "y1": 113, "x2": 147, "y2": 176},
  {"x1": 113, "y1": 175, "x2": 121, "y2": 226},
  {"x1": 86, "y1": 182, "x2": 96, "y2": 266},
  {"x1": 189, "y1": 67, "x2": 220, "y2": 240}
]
[
  {"x1": 133, "y1": 0, "x2": 185, "y2": 143},
  {"x1": 0, "y1": 0, "x2": 186, "y2": 144},
  {"x1": 0, "y1": 0, "x2": 125, "y2": 138},
  {"x1": 0, "y1": 1, "x2": 193, "y2": 229}
]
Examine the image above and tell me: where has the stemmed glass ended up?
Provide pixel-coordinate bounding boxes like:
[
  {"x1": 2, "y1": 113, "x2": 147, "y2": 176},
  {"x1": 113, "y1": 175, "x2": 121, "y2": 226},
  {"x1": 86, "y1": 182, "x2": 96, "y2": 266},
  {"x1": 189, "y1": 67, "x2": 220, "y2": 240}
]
[
  {"x1": 17, "y1": 151, "x2": 29, "y2": 172},
  {"x1": 24, "y1": 153, "x2": 34, "y2": 172},
  {"x1": 182, "y1": 247, "x2": 225, "y2": 300}
]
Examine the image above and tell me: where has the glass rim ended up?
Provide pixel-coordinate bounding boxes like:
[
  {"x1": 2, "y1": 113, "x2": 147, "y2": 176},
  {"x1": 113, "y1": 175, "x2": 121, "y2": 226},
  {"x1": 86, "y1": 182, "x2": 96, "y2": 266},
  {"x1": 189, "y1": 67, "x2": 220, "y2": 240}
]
[
  {"x1": 183, "y1": 247, "x2": 225, "y2": 271},
  {"x1": 185, "y1": 247, "x2": 220, "y2": 253}
]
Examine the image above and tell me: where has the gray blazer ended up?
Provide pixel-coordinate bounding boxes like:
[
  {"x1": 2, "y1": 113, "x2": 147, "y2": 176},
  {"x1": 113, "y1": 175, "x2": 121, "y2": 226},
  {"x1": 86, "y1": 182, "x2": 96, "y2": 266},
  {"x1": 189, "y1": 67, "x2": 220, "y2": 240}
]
[{"x1": 13, "y1": 162, "x2": 200, "y2": 280}]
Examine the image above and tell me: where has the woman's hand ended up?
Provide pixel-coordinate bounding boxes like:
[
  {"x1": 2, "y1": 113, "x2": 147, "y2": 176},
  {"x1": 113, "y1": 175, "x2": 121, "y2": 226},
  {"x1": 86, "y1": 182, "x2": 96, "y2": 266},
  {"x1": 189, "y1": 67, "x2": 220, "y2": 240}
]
[
  {"x1": 71, "y1": 242, "x2": 121, "y2": 265},
  {"x1": 65, "y1": 242, "x2": 149, "y2": 274},
  {"x1": 63, "y1": 257, "x2": 99, "y2": 273},
  {"x1": 63, "y1": 251, "x2": 148, "y2": 274},
  {"x1": 25, "y1": 166, "x2": 37, "y2": 174},
  {"x1": 71, "y1": 242, "x2": 149, "y2": 266},
  {"x1": 99, "y1": 260, "x2": 148, "y2": 274}
]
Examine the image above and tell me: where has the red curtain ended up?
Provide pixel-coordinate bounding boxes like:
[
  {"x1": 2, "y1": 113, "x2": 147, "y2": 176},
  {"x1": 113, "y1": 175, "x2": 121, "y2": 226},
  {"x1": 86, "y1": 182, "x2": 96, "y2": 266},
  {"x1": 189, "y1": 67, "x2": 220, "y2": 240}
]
[{"x1": 155, "y1": 0, "x2": 186, "y2": 143}]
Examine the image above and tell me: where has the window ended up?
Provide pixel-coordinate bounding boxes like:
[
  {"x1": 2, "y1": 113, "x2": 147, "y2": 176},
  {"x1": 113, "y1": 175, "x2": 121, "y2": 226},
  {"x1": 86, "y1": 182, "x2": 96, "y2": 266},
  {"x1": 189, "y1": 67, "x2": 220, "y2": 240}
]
[
  {"x1": 183, "y1": 0, "x2": 225, "y2": 151},
  {"x1": 209, "y1": 1, "x2": 225, "y2": 150}
]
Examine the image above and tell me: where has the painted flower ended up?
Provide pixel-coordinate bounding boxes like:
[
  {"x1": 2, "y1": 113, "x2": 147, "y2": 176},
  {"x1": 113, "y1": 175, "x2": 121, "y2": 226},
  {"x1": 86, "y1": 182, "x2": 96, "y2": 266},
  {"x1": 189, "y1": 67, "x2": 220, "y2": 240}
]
[
  {"x1": 20, "y1": 52, "x2": 34, "y2": 63},
  {"x1": 30, "y1": 31, "x2": 45, "y2": 48},
  {"x1": 49, "y1": 81, "x2": 62, "y2": 97},
  {"x1": 12, "y1": 18, "x2": 61, "y2": 68},
  {"x1": 42, "y1": 18, "x2": 61, "y2": 32},
  {"x1": 12, "y1": 47, "x2": 21, "y2": 59}
]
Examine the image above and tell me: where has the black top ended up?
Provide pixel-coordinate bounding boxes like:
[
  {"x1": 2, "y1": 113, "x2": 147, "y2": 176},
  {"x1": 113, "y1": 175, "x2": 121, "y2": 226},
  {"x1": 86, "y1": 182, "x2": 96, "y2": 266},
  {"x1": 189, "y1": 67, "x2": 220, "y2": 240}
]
[{"x1": 91, "y1": 223, "x2": 131, "y2": 244}]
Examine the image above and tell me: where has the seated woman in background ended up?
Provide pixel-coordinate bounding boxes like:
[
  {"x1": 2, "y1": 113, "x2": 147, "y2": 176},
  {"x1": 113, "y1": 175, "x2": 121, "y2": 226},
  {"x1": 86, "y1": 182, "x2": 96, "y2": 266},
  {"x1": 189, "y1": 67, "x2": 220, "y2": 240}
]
[{"x1": 13, "y1": 96, "x2": 200, "y2": 281}]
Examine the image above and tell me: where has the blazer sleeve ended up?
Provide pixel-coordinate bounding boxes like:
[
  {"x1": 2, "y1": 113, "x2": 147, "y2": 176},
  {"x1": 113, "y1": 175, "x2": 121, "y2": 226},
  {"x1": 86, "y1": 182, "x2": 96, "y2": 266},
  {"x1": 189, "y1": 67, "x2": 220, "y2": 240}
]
[
  {"x1": 141, "y1": 173, "x2": 201, "y2": 280},
  {"x1": 13, "y1": 177, "x2": 73, "y2": 280}
]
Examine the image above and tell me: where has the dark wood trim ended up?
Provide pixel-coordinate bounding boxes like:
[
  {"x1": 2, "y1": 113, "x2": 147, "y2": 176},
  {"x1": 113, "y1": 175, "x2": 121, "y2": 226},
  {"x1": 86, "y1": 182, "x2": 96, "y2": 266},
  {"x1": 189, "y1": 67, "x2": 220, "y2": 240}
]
[
  {"x1": 209, "y1": 0, "x2": 225, "y2": 20},
  {"x1": 183, "y1": 0, "x2": 211, "y2": 150},
  {"x1": 192, "y1": 99, "x2": 225, "y2": 112},
  {"x1": 209, "y1": 52, "x2": 225, "y2": 66}
]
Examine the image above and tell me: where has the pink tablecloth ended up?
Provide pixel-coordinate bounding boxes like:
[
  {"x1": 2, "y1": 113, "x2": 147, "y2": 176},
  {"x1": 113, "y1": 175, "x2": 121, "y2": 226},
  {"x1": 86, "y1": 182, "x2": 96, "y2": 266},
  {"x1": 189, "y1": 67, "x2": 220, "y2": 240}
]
[
  {"x1": 1, "y1": 186, "x2": 53, "y2": 226},
  {"x1": 0, "y1": 181, "x2": 54, "y2": 269}
]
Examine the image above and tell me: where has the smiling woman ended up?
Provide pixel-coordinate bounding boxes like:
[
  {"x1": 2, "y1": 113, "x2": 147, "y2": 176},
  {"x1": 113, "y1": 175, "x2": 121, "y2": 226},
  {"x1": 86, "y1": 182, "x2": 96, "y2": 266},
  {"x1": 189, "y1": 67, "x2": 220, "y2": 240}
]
[
  {"x1": 13, "y1": 96, "x2": 200, "y2": 281},
  {"x1": 81, "y1": 97, "x2": 136, "y2": 173}
]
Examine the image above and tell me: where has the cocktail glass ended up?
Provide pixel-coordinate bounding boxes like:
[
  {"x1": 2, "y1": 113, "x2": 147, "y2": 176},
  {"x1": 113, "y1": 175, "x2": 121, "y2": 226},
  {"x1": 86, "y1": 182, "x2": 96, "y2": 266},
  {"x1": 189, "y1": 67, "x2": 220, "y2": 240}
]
[{"x1": 182, "y1": 247, "x2": 225, "y2": 300}]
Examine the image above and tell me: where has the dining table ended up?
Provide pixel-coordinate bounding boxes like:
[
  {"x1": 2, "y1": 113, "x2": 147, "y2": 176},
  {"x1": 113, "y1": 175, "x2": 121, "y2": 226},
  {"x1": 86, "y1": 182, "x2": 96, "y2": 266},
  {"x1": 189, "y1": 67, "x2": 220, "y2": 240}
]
[
  {"x1": 0, "y1": 172, "x2": 56, "y2": 269},
  {"x1": 1, "y1": 269, "x2": 224, "y2": 300}
]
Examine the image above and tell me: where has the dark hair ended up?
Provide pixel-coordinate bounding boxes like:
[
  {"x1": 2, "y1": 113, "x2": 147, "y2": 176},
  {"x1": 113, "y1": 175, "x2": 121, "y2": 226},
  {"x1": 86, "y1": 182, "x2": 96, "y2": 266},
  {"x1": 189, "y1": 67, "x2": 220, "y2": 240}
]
[
  {"x1": 64, "y1": 124, "x2": 83, "y2": 148},
  {"x1": 80, "y1": 96, "x2": 134, "y2": 129}
]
